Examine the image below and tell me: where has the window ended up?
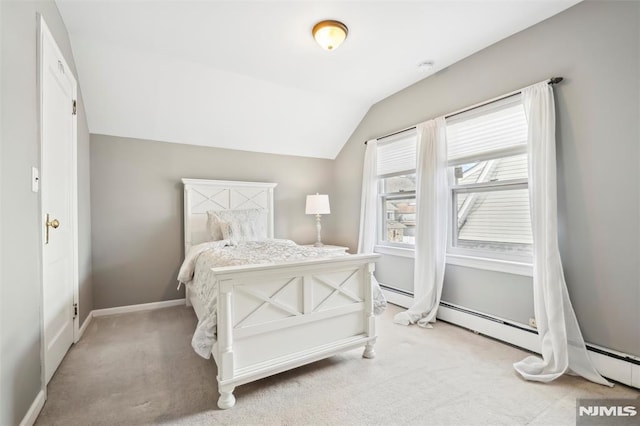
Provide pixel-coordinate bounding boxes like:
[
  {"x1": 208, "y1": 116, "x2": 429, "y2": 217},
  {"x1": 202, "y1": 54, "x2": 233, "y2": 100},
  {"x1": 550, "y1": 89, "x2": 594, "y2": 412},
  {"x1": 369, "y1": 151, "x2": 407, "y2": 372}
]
[
  {"x1": 446, "y1": 95, "x2": 532, "y2": 263},
  {"x1": 376, "y1": 130, "x2": 418, "y2": 248}
]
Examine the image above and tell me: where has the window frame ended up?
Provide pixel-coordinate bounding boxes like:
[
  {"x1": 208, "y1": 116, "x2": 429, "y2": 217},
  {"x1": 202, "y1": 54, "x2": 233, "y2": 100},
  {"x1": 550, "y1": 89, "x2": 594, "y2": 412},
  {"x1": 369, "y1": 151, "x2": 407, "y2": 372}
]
[
  {"x1": 378, "y1": 183, "x2": 417, "y2": 249},
  {"x1": 374, "y1": 130, "x2": 418, "y2": 251},
  {"x1": 445, "y1": 96, "x2": 533, "y2": 273},
  {"x1": 448, "y1": 176, "x2": 532, "y2": 263}
]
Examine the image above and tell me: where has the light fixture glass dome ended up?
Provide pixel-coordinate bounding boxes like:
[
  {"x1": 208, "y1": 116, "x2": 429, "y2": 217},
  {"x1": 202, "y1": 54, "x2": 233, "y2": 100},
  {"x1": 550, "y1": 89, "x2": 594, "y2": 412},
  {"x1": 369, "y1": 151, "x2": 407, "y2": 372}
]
[{"x1": 312, "y1": 20, "x2": 348, "y2": 51}]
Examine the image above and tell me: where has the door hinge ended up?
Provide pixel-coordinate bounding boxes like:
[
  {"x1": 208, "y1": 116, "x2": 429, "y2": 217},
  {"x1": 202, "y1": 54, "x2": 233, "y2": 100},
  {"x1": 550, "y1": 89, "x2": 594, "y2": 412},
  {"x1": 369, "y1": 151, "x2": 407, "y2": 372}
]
[
  {"x1": 72, "y1": 99, "x2": 77, "y2": 116},
  {"x1": 73, "y1": 303, "x2": 78, "y2": 319}
]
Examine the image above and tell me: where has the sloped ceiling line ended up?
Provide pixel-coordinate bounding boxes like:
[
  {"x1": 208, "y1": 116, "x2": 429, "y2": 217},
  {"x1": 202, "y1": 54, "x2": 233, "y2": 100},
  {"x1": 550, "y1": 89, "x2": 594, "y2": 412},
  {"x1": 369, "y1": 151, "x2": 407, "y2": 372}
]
[{"x1": 56, "y1": 0, "x2": 580, "y2": 159}]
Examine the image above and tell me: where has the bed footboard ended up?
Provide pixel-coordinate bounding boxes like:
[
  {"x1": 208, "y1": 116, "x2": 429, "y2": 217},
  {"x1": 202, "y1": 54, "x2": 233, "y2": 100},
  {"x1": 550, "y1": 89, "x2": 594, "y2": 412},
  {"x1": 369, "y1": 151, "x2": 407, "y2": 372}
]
[{"x1": 211, "y1": 254, "x2": 379, "y2": 409}]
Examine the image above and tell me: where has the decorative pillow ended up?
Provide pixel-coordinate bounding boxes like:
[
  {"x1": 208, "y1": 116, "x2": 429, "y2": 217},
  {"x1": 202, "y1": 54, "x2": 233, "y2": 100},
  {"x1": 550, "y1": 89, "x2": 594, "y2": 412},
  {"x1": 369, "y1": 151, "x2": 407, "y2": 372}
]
[
  {"x1": 217, "y1": 209, "x2": 268, "y2": 241},
  {"x1": 206, "y1": 211, "x2": 227, "y2": 241}
]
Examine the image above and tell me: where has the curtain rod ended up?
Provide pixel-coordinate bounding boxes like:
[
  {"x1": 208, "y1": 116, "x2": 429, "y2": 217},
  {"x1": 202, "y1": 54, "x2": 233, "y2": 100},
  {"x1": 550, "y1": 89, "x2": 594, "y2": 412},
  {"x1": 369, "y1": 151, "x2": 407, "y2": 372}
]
[{"x1": 364, "y1": 77, "x2": 563, "y2": 145}]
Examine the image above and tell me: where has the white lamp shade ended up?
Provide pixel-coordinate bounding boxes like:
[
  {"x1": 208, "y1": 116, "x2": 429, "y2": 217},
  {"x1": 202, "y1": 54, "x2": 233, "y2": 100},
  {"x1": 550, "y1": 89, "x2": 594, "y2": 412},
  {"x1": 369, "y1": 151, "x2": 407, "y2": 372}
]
[{"x1": 305, "y1": 194, "x2": 330, "y2": 215}]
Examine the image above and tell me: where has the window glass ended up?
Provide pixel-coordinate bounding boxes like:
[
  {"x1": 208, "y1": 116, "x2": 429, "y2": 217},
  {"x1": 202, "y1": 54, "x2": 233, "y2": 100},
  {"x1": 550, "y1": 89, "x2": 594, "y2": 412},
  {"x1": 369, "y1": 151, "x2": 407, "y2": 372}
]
[
  {"x1": 454, "y1": 154, "x2": 528, "y2": 186},
  {"x1": 454, "y1": 188, "x2": 532, "y2": 255},
  {"x1": 447, "y1": 94, "x2": 532, "y2": 262},
  {"x1": 384, "y1": 194, "x2": 416, "y2": 245}
]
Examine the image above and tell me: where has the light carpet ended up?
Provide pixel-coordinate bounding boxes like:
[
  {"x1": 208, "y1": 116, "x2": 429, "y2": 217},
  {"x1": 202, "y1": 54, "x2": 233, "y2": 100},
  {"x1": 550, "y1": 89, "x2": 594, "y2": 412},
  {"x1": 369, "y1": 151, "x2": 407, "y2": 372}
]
[{"x1": 36, "y1": 304, "x2": 639, "y2": 425}]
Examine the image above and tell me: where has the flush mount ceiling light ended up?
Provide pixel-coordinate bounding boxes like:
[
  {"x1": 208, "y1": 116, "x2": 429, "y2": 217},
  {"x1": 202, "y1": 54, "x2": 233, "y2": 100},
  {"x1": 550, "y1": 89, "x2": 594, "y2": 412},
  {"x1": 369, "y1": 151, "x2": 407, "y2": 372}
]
[{"x1": 312, "y1": 20, "x2": 348, "y2": 51}]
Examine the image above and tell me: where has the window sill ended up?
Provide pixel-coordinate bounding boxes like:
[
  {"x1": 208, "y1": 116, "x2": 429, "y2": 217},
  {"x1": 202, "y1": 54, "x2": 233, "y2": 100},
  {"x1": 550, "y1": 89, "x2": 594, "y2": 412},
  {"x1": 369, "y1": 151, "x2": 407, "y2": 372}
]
[
  {"x1": 374, "y1": 245, "x2": 415, "y2": 259},
  {"x1": 446, "y1": 253, "x2": 533, "y2": 277}
]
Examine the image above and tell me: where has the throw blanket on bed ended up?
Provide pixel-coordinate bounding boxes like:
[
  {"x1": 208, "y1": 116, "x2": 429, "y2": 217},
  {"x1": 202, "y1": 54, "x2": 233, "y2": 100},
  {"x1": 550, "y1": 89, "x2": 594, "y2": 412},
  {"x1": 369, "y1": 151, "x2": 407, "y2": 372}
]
[{"x1": 177, "y1": 239, "x2": 387, "y2": 358}]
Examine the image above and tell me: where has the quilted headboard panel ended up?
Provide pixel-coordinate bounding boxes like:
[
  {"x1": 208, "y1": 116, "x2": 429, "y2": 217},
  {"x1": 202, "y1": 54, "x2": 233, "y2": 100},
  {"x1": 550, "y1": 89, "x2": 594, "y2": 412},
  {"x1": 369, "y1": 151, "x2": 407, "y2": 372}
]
[{"x1": 182, "y1": 179, "x2": 278, "y2": 252}]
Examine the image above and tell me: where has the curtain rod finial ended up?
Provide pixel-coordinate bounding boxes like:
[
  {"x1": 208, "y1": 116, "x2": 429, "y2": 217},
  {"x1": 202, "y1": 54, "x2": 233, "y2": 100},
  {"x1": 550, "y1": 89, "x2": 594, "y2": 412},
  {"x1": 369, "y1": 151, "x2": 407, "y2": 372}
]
[{"x1": 549, "y1": 77, "x2": 564, "y2": 84}]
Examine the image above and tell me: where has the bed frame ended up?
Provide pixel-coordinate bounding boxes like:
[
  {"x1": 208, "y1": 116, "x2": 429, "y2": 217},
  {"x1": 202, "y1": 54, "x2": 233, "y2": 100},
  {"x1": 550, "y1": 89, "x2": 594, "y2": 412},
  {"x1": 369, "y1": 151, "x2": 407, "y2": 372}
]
[{"x1": 182, "y1": 178, "x2": 379, "y2": 409}]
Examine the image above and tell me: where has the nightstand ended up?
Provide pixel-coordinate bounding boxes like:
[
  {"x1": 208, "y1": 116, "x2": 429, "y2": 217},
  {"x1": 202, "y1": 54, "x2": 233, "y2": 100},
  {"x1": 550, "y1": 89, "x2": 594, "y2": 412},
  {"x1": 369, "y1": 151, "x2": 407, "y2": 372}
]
[{"x1": 302, "y1": 244, "x2": 349, "y2": 254}]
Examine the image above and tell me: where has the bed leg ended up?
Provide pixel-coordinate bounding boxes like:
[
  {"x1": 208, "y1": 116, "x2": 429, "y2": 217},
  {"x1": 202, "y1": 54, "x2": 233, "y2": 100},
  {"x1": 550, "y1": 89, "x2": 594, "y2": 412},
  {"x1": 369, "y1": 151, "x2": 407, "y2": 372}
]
[
  {"x1": 217, "y1": 386, "x2": 236, "y2": 410},
  {"x1": 363, "y1": 339, "x2": 376, "y2": 359},
  {"x1": 185, "y1": 287, "x2": 192, "y2": 307}
]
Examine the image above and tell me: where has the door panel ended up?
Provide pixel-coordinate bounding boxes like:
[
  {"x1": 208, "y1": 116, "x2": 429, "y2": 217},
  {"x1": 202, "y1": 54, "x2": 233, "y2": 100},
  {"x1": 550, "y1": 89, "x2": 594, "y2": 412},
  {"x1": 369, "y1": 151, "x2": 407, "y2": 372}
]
[{"x1": 40, "y1": 17, "x2": 77, "y2": 384}]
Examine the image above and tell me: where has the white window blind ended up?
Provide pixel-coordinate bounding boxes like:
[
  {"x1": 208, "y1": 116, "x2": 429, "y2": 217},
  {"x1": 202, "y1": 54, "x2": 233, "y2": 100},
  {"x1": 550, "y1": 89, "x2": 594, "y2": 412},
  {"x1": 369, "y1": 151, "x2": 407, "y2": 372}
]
[
  {"x1": 446, "y1": 95, "x2": 528, "y2": 166},
  {"x1": 376, "y1": 131, "x2": 417, "y2": 177}
]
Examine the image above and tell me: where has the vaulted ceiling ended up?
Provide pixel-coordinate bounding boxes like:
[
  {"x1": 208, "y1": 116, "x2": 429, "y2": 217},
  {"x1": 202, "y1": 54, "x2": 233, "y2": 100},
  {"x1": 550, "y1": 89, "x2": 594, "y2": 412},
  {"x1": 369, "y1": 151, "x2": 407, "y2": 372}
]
[{"x1": 56, "y1": 1, "x2": 580, "y2": 159}]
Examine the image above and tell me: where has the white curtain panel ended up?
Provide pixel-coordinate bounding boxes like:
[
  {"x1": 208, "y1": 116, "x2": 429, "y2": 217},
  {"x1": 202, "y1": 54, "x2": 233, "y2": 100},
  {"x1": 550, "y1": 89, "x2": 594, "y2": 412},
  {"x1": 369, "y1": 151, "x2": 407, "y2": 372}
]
[
  {"x1": 513, "y1": 82, "x2": 611, "y2": 386},
  {"x1": 394, "y1": 118, "x2": 448, "y2": 327},
  {"x1": 357, "y1": 140, "x2": 378, "y2": 254}
]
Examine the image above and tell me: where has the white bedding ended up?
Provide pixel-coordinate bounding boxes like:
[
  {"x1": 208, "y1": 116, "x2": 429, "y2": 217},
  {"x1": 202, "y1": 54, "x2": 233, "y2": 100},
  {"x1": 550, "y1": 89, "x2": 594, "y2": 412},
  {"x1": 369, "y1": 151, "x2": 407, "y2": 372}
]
[{"x1": 178, "y1": 239, "x2": 386, "y2": 358}]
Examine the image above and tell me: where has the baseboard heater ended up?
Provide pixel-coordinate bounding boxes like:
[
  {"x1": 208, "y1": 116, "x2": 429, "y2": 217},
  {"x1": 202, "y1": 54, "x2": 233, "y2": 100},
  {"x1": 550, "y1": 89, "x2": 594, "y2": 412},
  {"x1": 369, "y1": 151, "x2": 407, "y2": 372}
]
[
  {"x1": 438, "y1": 301, "x2": 640, "y2": 367},
  {"x1": 380, "y1": 285, "x2": 640, "y2": 388},
  {"x1": 439, "y1": 301, "x2": 534, "y2": 334}
]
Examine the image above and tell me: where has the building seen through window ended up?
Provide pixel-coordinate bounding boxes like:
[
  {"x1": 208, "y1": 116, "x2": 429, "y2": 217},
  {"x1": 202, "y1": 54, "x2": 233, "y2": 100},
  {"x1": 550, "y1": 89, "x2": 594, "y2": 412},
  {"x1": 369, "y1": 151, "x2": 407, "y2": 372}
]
[{"x1": 383, "y1": 174, "x2": 416, "y2": 244}]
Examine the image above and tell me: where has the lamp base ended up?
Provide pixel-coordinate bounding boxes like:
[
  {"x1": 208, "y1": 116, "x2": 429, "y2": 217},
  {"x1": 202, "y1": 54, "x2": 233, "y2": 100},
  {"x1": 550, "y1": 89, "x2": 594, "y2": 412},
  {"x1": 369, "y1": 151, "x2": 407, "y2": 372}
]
[{"x1": 314, "y1": 214, "x2": 324, "y2": 248}]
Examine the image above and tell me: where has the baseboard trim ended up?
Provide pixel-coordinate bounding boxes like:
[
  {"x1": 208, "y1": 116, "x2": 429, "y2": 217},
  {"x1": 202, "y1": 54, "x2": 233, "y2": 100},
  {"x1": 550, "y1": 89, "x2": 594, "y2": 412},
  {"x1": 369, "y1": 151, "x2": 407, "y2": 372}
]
[
  {"x1": 92, "y1": 299, "x2": 186, "y2": 317},
  {"x1": 78, "y1": 311, "x2": 93, "y2": 340},
  {"x1": 19, "y1": 389, "x2": 45, "y2": 426},
  {"x1": 437, "y1": 303, "x2": 541, "y2": 353},
  {"x1": 22, "y1": 299, "x2": 186, "y2": 424},
  {"x1": 381, "y1": 286, "x2": 414, "y2": 308}
]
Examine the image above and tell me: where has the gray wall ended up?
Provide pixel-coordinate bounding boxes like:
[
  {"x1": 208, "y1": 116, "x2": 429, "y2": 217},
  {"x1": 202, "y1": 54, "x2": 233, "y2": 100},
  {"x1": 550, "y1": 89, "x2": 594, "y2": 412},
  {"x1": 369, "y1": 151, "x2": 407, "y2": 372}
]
[
  {"x1": 90, "y1": 134, "x2": 336, "y2": 309},
  {"x1": 0, "y1": 1, "x2": 92, "y2": 423},
  {"x1": 333, "y1": 1, "x2": 639, "y2": 357},
  {"x1": 0, "y1": 0, "x2": 4, "y2": 417},
  {"x1": 78, "y1": 97, "x2": 93, "y2": 323}
]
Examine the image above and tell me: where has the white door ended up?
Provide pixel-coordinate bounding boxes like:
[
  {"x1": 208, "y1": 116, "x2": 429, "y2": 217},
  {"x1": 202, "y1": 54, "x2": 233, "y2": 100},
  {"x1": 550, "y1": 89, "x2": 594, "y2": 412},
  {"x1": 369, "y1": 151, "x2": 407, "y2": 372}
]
[{"x1": 39, "y1": 16, "x2": 78, "y2": 384}]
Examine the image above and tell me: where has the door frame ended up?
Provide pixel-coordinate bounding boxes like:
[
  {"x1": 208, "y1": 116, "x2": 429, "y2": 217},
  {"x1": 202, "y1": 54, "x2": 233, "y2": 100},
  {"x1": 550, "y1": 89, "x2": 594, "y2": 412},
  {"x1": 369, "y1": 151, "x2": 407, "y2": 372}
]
[{"x1": 37, "y1": 13, "x2": 80, "y2": 387}]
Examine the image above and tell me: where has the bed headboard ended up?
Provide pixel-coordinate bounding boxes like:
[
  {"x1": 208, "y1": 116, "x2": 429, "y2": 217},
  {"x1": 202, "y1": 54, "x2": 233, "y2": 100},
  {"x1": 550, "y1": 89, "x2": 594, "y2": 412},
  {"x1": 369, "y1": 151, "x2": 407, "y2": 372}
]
[{"x1": 182, "y1": 178, "x2": 278, "y2": 253}]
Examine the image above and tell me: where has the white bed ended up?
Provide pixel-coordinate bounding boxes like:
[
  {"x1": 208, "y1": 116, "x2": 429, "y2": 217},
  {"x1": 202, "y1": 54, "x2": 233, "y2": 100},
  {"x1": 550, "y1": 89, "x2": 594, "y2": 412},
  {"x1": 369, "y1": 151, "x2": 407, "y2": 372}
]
[{"x1": 181, "y1": 178, "x2": 380, "y2": 409}]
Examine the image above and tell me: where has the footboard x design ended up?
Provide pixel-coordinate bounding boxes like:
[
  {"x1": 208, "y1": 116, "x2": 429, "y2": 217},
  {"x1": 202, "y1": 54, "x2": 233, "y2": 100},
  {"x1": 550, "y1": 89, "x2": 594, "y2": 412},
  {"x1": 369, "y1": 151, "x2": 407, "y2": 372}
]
[
  {"x1": 234, "y1": 277, "x2": 303, "y2": 327},
  {"x1": 211, "y1": 254, "x2": 379, "y2": 409},
  {"x1": 313, "y1": 269, "x2": 362, "y2": 312}
]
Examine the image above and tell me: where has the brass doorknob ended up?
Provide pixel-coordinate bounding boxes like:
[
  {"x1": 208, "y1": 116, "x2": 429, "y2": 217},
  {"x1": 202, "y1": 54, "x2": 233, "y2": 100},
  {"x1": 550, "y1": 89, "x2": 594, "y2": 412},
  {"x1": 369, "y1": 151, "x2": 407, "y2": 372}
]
[{"x1": 45, "y1": 214, "x2": 60, "y2": 244}]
